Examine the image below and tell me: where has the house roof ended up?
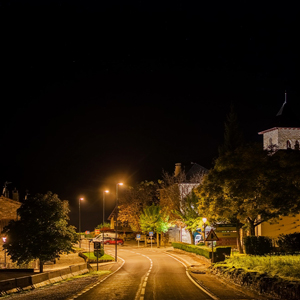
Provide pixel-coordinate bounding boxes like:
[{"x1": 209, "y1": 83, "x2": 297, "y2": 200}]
[
  {"x1": 186, "y1": 163, "x2": 208, "y2": 181},
  {"x1": 258, "y1": 127, "x2": 300, "y2": 135}
]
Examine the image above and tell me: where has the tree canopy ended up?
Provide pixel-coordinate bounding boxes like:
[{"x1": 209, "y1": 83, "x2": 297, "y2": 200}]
[
  {"x1": 196, "y1": 142, "x2": 300, "y2": 252},
  {"x1": 139, "y1": 204, "x2": 170, "y2": 235},
  {"x1": 2, "y1": 191, "x2": 78, "y2": 272},
  {"x1": 118, "y1": 181, "x2": 160, "y2": 232}
]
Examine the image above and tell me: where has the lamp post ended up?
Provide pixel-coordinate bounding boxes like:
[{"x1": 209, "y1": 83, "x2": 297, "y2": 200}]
[
  {"x1": 202, "y1": 217, "x2": 207, "y2": 243},
  {"x1": 115, "y1": 183, "x2": 123, "y2": 262},
  {"x1": 79, "y1": 197, "x2": 84, "y2": 248},
  {"x1": 103, "y1": 190, "x2": 109, "y2": 250},
  {"x1": 2, "y1": 237, "x2": 7, "y2": 268}
]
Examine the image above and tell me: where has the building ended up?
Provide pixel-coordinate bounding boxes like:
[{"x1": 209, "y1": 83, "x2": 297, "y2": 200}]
[{"x1": 256, "y1": 93, "x2": 300, "y2": 239}]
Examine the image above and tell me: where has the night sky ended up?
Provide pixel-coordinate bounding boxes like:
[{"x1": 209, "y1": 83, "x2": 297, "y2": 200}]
[{"x1": 1, "y1": 1, "x2": 299, "y2": 231}]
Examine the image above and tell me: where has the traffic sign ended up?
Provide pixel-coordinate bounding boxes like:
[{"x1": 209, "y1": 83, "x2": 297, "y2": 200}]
[
  {"x1": 149, "y1": 231, "x2": 154, "y2": 237},
  {"x1": 94, "y1": 241, "x2": 101, "y2": 249},
  {"x1": 205, "y1": 229, "x2": 219, "y2": 241},
  {"x1": 136, "y1": 234, "x2": 141, "y2": 240}
]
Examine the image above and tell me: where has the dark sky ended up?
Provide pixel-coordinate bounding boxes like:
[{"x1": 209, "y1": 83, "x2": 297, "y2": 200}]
[{"x1": 1, "y1": 0, "x2": 299, "y2": 231}]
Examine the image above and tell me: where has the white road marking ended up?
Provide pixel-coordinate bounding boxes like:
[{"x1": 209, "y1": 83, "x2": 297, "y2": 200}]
[{"x1": 165, "y1": 252, "x2": 219, "y2": 300}]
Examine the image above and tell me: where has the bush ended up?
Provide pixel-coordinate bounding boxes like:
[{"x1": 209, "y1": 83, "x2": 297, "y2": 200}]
[
  {"x1": 277, "y1": 232, "x2": 300, "y2": 254},
  {"x1": 172, "y1": 242, "x2": 212, "y2": 259},
  {"x1": 244, "y1": 236, "x2": 272, "y2": 255}
]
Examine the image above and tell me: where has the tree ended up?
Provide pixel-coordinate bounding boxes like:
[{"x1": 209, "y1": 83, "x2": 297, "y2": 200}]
[
  {"x1": 160, "y1": 168, "x2": 206, "y2": 244},
  {"x1": 175, "y1": 191, "x2": 204, "y2": 244},
  {"x1": 196, "y1": 143, "x2": 300, "y2": 253},
  {"x1": 95, "y1": 222, "x2": 110, "y2": 229},
  {"x1": 139, "y1": 204, "x2": 170, "y2": 246},
  {"x1": 118, "y1": 181, "x2": 160, "y2": 232},
  {"x1": 2, "y1": 192, "x2": 78, "y2": 272},
  {"x1": 218, "y1": 103, "x2": 244, "y2": 156}
]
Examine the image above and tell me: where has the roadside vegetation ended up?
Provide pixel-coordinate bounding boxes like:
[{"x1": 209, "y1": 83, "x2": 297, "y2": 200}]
[
  {"x1": 81, "y1": 252, "x2": 114, "y2": 261},
  {"x1": 215, "y1": 254, "x2": 300, "y2": 282}
]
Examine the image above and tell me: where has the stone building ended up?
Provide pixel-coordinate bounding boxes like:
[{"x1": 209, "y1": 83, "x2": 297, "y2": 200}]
[
  {"x1": 0, "y1": 196, "x2": 21, "y2": 234},
  {"x1": 258, "y1": 127, "x2": 300, "y2": 151},
  {"x1": 0, "y1": 195, "x2": 21, "y2": 265}
]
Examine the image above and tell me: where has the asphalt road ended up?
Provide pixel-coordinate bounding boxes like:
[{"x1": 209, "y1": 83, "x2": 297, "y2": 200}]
[
  {"x1": 73, "y1": 244, "x2": 263, "y2": 300},
  {"x1": 3, "y1": 241, "x2": 268, "y2": 300}
]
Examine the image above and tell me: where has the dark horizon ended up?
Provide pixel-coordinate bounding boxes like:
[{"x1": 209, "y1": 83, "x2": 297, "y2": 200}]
[{"x1": 1, "y1": 0, "x2": 298, "y2": 230}]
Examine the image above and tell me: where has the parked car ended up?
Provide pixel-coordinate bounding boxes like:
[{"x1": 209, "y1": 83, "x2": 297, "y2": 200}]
[
  {"x1": 103, "y1": 238, "x2": 124, "y2": 245},
  {"x1": 92, "y1": 235, "x2": 109, "y2": 242}
]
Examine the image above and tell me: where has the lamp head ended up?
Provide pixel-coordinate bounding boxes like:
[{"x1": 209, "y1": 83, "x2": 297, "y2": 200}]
[
  {"x1": 79, "y1": 197, "x2": 84, "y2": 201},
  {"x1": 202, "y1": 217, "x2": 207, "y2": 223},
  {"x1": 105, "y1": 190, "x2": 109, "y2": 193}
]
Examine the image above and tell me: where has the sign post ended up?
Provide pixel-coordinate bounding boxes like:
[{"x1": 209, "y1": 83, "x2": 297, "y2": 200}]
[
  {"x1": 136, "y1": 234, "x2": 141, "y2": 247},
  {"x1": 93, "y1": 241, "x2": 103, "y2": 271},
  {"x1": 205, "y1": 229, "x2": 219, "y2": 263},
  {"x1": 149, "y1": 232, "x2": 154, "y2": 249}
]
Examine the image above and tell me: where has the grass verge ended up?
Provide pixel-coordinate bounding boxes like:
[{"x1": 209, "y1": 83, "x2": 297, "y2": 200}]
[{"x1": 215, "y1": 254, "x2": 300, "y2": 282}]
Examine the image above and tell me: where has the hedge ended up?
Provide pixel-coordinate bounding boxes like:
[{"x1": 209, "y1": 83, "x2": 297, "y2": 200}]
[{"x1": 172, "y1": 242, "x2": 212, "y2": 259}]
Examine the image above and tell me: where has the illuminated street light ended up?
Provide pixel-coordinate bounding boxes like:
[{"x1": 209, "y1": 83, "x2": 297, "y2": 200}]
[
  {"x1": 2, "y1": 237, "x2": 7, "y2": 268},
  {"x1": 79, "y1": 197, "x2": 84, "y2": 248},
  {"x1": 115, "y1": 183, "x2": 123, "y2": 262},
  {"x1": 103, "y1": 190, "x2": 109, "y2": 250}
]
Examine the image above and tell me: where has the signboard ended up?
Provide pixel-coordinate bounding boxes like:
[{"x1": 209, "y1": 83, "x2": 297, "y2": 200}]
[
  {"x1": 85, "y1": 231, "x2": 90, "y2": 234},
  {"x1": 136, "y1": 234, "x2": 141, "y2": 240},
  {"x1": 95, "y1": 229, "x2": 100, "y2": 235},
  {"x1": 149, "y1": 232, "x2": 154, "y2": 237},
  {"x1": 205, "y1": 229, "x2": 219, "y2": 241},
  {"x1": 216, "y1": 232, "x2": 237, "y2": 238},
  {"x1": 94, "y1": 241, "x2": 101, "y2": 249},
  {"x1": 215, "y1": 224, "x2": 236, "y2": 231}
]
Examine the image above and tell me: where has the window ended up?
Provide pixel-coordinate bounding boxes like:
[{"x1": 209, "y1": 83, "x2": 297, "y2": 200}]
[
  {"x1": 295, "y1": 140, "x2": 300, "y2": 150},
  {"x1": 287, "y1": 140, "x2": 292, "y2": 149}
]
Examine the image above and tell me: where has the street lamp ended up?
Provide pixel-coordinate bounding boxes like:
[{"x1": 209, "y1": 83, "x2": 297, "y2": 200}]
[
  {"x1": 2, "y1": 237, "x2": 7, "y2": 268},
  {"x1": 115, "y1": 183, "x2": 123, "y2": 262},
  {"x1": 202, "y1": 217, "x2": 207, "y2": 242},
  {"x1": 103, "y1": 190, "x2": 109, "y2": 250},
  {"x1": 79, "y1": 197, "x2": 84, "y2": 248}
]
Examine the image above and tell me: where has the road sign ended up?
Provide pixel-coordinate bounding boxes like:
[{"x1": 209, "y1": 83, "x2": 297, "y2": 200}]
[
  {"x1": 94, "y1": 249, "x2": 104, "y2": 258},
  {"x1": 149, "y1": 231, "x2": 154, "y2": 237},
  {"x1": 205, "y1": 229, "x2": 219, "y2": 241},
  {"x1": 94, "y1": 241, "x2": 101, "y2": 249},
  {"x1": 136, "y1": 234, "x2": 141, "y2": 240}
]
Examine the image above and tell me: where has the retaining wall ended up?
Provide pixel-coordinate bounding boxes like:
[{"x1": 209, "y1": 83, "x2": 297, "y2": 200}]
[{"x1": 0, "y1": 263, "x2": 88, "y2": 295}]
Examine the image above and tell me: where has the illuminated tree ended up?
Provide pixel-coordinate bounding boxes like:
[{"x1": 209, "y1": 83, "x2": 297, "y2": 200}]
[
  {"x1": 139, "y1": 204, "x2": 170, "y2": 246},
  {"x1": 160, "y1": 168, "x2": 206, "y2": 244},
  {"x1": 118, "y1": 181, "x2": 160, "y2": 232},
  {"x1": 196, "y1": 143, "x2": 300, "y2": 253},
  {"x1": 2, "y1": 192, "x2": 78, "y2": 273}
]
